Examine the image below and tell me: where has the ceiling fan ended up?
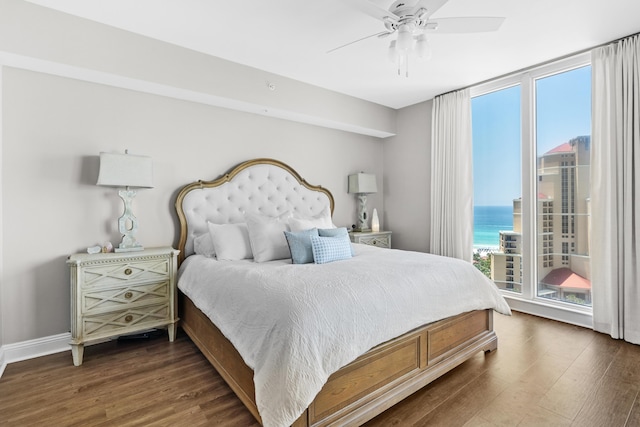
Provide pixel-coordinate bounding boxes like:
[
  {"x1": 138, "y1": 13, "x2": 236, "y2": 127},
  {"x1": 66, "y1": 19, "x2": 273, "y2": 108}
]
[{"x1": 331, "y1": 0, "x2": 505, "y2": 77}]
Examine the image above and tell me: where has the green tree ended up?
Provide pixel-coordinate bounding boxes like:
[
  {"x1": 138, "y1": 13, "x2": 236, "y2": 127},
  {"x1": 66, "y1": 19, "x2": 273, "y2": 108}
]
[{"x1": 473, "y1": 253, "x2": 492, "y2": 278}]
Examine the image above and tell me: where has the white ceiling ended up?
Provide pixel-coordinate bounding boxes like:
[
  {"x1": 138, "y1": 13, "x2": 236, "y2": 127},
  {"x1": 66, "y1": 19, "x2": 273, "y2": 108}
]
[{"x1": 25, "y1": 0, "x2": 640, "y2": 109}]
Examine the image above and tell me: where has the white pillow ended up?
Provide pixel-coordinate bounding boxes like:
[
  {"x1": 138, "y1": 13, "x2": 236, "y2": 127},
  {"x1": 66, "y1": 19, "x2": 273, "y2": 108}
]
[
  {"x1": 245, "y1": 212, "x2": 292, "y2": 262},
  {"x1": 207, "y1": 222, "x2": 253, "y2": 261},
  {"x1": 193, "y1": 233, "x2": 215, "y2": 258},
  {"x1": 288, "y1": 206, "x2": 334, "y2": 232}
]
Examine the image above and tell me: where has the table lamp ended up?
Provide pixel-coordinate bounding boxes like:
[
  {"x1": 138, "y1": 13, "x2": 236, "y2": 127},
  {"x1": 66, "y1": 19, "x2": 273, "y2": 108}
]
[
  {"x1": 348, "y1": 172, "x2": 377, "y2": 232},
  {"x1": 97, "y1": 150, "x2": 153, "y2": 252}
]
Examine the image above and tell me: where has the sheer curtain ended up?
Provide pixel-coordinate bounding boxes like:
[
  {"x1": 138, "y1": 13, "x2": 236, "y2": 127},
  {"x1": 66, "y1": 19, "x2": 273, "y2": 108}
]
[
  {"x1": 429, "y1": 88, "x2": 473, "y2": 262},
  {"x1": 591, "y1": 34, "x2": 640, "y2": 344}
]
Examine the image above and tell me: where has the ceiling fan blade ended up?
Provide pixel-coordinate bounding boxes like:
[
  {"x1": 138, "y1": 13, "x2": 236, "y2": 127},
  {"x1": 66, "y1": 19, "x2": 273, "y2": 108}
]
[
  {"x1": 343, "y1": 0, "x2": 400, "y2": 24},
  {"x1": 423, "y1": 17, "x2": 505, "y2": 33},
  {"x1": 327, "y1": 31, "x2": 394, "y2": 54}
]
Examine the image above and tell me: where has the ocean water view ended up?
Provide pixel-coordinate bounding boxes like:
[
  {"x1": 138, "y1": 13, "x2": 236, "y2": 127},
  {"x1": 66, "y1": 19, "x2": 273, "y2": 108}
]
[{"x1": 474, "y1": 205, "x2": 513, "y2": 248}]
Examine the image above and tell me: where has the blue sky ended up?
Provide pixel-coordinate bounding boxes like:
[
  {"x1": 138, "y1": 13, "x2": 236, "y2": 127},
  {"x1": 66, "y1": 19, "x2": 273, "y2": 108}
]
[{"x1": 472, "y1": 65, "x2": 592, "y2": 206}]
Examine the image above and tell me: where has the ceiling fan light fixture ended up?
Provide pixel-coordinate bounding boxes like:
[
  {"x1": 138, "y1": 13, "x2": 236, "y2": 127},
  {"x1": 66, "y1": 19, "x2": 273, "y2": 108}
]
[
  {"x1": 416, "y1": 34, "x2": 431, "y2": 60},
  {"x1": 396, "y1": 25, "x2": 414, "y2": 51},
  {"x1": 388, "y1": 40, "x2": 397, "y2": 63}
]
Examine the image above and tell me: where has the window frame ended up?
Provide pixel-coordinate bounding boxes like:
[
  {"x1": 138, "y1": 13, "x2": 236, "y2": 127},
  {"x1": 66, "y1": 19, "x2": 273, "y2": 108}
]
[{"x1": 470, "y1": 52, "x2": 592, "y2": 327}]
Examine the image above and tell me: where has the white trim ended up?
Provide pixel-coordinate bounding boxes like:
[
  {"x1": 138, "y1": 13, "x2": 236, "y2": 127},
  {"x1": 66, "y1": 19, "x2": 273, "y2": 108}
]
[
  {"x1": 521, "y1": 72, "x2": 536, "y2": 301},
  {"x1": 0, "y1": 346, "x2": 6, "y2": 378},
  {"x1": 505, "y1": 296, "x2": 593, "y2": 329},
  {"x1": 470, "y1": 52, "x2": 591, "y2": 99},
  {"x1": 528, "y1": 52, "x2": 591, "y2": 80},
  {"x1": 1, "y1": 333, "x2": 71, "y2": 369},
  {"x1": 0, "y1": 333, "x2": 127, "y2": 378},
  {"x1": 470, "y1": 74, "x2": 522, "y2": 98},
  {"x1": 0, "y1": 51, "x2": 394, "y2": 139}
]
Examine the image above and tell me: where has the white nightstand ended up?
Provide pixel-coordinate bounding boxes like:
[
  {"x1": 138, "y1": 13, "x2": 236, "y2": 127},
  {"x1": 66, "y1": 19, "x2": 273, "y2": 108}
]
[
  {"x1": 67, "y1": 246, "x2": 179, "y2": 366},
  {"x1": 349, "y1": 231, "x2": 392, "y2": 249}
]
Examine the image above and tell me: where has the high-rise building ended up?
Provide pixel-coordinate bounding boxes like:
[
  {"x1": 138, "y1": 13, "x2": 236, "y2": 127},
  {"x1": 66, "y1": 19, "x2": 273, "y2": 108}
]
[{"x1": 491, "y1": 136, "x2": 591, "y2": 305}]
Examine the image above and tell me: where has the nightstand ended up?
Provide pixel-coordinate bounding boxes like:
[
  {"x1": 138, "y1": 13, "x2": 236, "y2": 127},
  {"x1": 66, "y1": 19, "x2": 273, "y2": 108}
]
[
  {"x1": 67, "y1": 246, "x2": 179, "y2": 366},
  {"x1": 349, "y1": 231, "x2": 392, "y2": 249}
]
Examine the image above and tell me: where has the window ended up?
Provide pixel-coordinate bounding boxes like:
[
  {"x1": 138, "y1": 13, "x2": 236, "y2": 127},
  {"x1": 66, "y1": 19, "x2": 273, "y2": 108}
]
[
  {"x1": 535, "y1": 67, "x2": 591, "y2": 306},
  {"x1": 471, "y1": 85, "x2": 521, "y2": 292},
  {"x1": 472, "y1": 53, "x2": 592, "y2": 322}
]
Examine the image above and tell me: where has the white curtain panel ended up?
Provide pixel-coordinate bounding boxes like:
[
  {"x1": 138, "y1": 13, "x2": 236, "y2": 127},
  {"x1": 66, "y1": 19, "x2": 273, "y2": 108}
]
[
  {"x1": 591, "y1": 34, "x2": 640, "y2": 344},
  {"x1": 429, "y1": 88, "x2": 473, "y2": 262}
]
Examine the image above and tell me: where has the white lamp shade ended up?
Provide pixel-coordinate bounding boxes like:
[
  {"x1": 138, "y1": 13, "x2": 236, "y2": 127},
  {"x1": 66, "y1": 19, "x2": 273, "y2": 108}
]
[
  {"x1": 396, "y1": 26, "x2": 415, "y2": 52},
  {"x1": 348, "y1": 173, "x2": 377, "y2": 194},
  {"x1": 388, "y1": 40, "x2": 397, "y2": 63},
  {"x1": 97, "y1": 152, "x2": 154, "y2": 188},
  {"x1": 416, "y1": 34, "x2": 432, "y2": 60}
]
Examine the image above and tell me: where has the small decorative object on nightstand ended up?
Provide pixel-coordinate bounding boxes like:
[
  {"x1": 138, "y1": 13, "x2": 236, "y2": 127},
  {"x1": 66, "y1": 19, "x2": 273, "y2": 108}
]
[
  {"x1": 350, "y1": 230, "x2": 392, "y2": 249},
  {"x1": 67, "y1": 247, "x2": 179, "y2": 366}
]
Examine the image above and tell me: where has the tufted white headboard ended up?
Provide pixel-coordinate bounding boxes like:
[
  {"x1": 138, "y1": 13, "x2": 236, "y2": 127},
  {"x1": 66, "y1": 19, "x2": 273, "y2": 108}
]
[{"x1": 175, "y1": 158, "x2": 334, "y2": 263}]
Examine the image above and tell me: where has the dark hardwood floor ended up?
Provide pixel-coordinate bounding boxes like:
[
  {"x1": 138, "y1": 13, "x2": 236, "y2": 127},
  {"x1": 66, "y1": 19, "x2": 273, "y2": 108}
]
[{"x1": 1, "y1": 311, "x2": 639, "y2": 426}]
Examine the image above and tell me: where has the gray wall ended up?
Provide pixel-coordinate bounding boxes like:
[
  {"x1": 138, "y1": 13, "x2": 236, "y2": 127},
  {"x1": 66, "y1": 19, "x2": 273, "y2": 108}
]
[
  {"x1": 0, "y1": 0, "x2": 397, "y2": 345},
  {"x1": 384, "y1": 100, "x2": 433, "y2": 252},
  {"x1": 0, "y1": 65, "x2": 3, "y2": 355}
]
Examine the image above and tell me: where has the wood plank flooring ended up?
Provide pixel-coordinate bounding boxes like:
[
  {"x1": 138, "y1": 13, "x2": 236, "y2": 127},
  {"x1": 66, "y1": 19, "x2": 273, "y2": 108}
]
[{"x1": 1, "y1": 311, "x2": 639, "y2": 426}]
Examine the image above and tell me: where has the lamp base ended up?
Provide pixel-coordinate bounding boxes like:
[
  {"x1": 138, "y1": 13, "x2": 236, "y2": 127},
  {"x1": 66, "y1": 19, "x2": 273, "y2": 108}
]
[
  {"x1": 352, "y1": 227, "x2": 372, "y2": 232},
  {"x1": 116, "y1": 189, "x2": 144, "y2": 253}
]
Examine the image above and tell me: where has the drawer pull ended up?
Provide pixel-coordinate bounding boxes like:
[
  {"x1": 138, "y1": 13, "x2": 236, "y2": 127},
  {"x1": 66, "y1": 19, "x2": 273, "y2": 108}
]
[
  {"x1": 372, "y1": 240, "x2": 378, "y2": 245},
  {"x1": 124, "y1": 291, "x2": 133, "y2": 299},
  {"x1": 124, "y1": 268, "x2": 132, "y2": 275},
  {"x1": 124, "y1": 314, "x2": 133, "y2": 323}
]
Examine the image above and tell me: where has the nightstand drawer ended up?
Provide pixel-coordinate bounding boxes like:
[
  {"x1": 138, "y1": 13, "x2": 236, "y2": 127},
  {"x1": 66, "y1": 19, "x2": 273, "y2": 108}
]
[
  {"x1": 350, "y1": 231, "x2": 392, "y2": 249},
  {"x1": 83, "y1": 303, "x2": 171, "y2": 339},
  {"x1": 81, "y1": 258, "x2": 170, "y2": 288},
  {"x1": 82, "y1": 280, "x2": 170, "y2": 314},
  {"x1": 359, "y1": 236, "x2": 390, "y2": 247}
]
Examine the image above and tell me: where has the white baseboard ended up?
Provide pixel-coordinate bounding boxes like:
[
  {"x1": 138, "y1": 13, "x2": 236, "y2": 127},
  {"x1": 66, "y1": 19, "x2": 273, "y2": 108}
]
[
  {"x1": 0, "y1": 332, "x2": 71, "y2": 378},
  {"x1": 0, "y1": 345, "x2": 6, "y2": 378}
]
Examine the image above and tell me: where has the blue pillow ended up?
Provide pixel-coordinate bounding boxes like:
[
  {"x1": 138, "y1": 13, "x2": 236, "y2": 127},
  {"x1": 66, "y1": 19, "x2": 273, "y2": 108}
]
[
  {"x1": 318, "y1": 227, "x2": 348, "y2": 237},
  {"x1": 319, "y1": 227, "x2": 354, "y2": 255},
  {"x1": 284, "y1": 228, "x2": 319, "y2": 264},
  {"x1": 310, "y1": 235, "x2": 353, "y2": 264}
]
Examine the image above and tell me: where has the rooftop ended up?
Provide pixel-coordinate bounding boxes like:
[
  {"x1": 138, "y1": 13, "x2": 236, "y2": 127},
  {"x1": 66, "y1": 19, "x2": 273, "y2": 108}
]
[
  {"x1": 545, "y1": 142, "x2": 573, "y2": 155},
  {"x1": 541, "y1": 268, "x2": 591, "y2": 290}
]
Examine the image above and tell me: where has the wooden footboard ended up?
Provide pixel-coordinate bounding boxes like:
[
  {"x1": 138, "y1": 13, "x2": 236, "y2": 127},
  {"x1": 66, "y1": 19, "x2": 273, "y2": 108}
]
[{"x1": 180, "y1": 293, "x2": 497, "y2": 427}]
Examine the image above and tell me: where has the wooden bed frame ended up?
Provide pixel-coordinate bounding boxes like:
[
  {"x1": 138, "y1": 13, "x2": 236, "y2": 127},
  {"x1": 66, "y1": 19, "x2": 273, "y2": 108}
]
[{"x1": 175, "y1": 159, "x2": 498, "y2": 427}]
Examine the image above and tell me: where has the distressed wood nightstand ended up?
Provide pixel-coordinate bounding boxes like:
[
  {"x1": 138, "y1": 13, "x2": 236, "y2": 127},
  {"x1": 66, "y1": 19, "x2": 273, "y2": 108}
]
[
  {"x1": 349, "y1": 231, "x2": 392, "y2": 249},
  {"x1": 67, "y1": 247, "x2": 179, "y2": 366}
]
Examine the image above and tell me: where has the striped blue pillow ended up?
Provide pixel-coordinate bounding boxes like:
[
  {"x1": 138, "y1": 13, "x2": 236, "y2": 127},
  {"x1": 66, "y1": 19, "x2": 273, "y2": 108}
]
[
  {"x1": 284, "y1": 228, "x2": 319, "y2": 264},
  {"x1": 310, "y1": 235, "x2": 352, "y2": 264}
]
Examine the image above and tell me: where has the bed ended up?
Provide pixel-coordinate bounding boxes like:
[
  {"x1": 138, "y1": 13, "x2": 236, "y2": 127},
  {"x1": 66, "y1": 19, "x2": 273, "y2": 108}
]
[{"x1": 174, "y1": 158, "x2": 511, "y2": 427}]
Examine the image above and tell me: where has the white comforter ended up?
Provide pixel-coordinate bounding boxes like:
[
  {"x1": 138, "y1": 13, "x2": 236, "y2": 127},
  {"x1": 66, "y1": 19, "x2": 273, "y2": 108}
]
[{"x1": 178, "y1": 244, "x2": 511, "y2": 427}]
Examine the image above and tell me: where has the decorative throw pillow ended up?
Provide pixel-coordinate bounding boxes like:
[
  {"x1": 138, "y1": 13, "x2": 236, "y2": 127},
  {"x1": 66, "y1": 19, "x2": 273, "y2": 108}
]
[
  {"x1": 288, "y1": 206, "x2": 335, "y2": 232},
  {"x1": 284, "y1": 228, "x2": 319, "y2": 264},
  {"x1": 245, "y1": 212, "x2": 292, "y2": 262},
  {"x1": 193, "y1": 233, "x2": 216, "y2": 258},
  {"x1": 319, "y1": 227, "x2": 354, "y2": 256},
  {"x1": 310, "y1": 235, "x2": 353, "y2": 264},
  {"x1": 207, "y1": 222, "x2": 253, "y2": 261}
]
